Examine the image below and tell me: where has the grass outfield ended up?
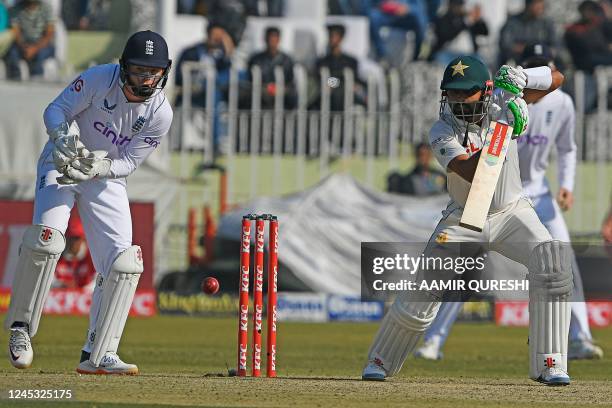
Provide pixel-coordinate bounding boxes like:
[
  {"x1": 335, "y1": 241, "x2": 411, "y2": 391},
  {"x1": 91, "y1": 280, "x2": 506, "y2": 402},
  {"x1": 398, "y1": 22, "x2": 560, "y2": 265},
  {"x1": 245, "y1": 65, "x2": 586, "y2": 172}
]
[{"x1": 0, "y1": 315, "x2": 611, "y2": 407}]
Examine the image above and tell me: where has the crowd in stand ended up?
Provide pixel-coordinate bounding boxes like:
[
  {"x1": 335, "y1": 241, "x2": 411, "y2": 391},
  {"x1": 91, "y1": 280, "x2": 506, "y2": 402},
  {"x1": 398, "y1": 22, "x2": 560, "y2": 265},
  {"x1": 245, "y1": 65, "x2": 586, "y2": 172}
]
[
  {"x1": 1, "y1": 0, "x2": 612, "y2": 86},
  {"x1": 1, "y1": 0, "x2": 612, "y2": 116}
]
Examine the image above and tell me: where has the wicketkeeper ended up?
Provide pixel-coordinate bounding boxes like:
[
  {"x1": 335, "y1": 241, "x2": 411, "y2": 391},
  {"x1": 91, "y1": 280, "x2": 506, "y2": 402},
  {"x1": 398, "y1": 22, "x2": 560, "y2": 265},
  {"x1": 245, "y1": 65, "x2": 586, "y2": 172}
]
[
  {"x1": 6, "y1": 30, "x2": 173, "y2": 375},
  {"x1": 362, "y1": 56, "x2": 573, "y2": 385}
]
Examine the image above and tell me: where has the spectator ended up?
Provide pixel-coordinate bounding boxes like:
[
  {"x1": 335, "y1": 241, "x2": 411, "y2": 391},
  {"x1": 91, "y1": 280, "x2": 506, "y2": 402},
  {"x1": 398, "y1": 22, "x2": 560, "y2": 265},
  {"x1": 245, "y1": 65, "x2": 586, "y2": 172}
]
[
  {"x1": 387, "y1": 142, "x2": 446, "y2": 195},
  {"x1": 0, "y1": 2, "x2": 8, "y2": 32},
  {"x1": 4, "y1": 0, "x2": 55, "y2": 80},
  {"x1": 428, "y1": 0, "x2": 488, "y2": 66},
  {"x1": 368, "y1": 0, "x2": 429, "y2": 61},
  {"x1": 313, "y1": 24, "x2": 366, "y2": 111},
  {"x1": 329, "y1": 0, "x2": 369, "y2": 15},
  {"x1": 258, "y1": 0, "x2": 284, "y2": 16},
  {"x1": 498, "y1": 0, "x2": 556, "y2": 65},
  {"x1": 564, "y1": 0, "x2": 612, "y2": 73},
  {"x1": 603, "y1": 204, "x2": 612, "y2": 243},
  {"x1": 206, "y1": 0, "x2": 257, "y2": 46},
  {"x1": 603, "y1": 203, "x2": 612, "y2": 260},
  {"x1": 53, "y1": 215, "x2": 96, "y2": 290},
  {"x1": 247, "y1": 26, "x2": 297, "y2": 109},
  {"x1": 176, "y1": 22, "x2": 235, "y2": 151}
]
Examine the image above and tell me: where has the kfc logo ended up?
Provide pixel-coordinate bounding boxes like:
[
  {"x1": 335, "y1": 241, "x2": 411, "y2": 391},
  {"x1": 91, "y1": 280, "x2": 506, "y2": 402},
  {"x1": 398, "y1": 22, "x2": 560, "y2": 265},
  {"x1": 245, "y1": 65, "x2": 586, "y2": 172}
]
[
  {"x1": 239, "y1": 344, "x2": 248, "y2": 370},
  {"x1": 253, "y1": 343, "x2": 261, "y2": 370}
]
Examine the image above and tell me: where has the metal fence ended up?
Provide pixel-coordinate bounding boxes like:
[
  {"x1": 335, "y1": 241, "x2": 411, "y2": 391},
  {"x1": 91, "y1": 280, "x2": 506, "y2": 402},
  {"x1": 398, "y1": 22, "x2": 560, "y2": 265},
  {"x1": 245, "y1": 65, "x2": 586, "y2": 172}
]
[{"x1": 172, "y1": 61, "x2": 612, "y2": 235}]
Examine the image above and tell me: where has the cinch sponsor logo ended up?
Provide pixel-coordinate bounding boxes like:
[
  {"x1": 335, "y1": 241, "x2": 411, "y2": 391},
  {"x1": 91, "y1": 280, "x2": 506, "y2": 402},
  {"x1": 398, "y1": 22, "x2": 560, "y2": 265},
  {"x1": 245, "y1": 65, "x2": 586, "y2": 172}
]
[
  {"x1": 518, "y1": 134, "x2": 549, "y2": 145},
  {"x1": 144, "y1": 137, "x2": 159, "y2": 148},
  {"x1": 94, "y1": 121, "x2": 132, "y2": 146}
]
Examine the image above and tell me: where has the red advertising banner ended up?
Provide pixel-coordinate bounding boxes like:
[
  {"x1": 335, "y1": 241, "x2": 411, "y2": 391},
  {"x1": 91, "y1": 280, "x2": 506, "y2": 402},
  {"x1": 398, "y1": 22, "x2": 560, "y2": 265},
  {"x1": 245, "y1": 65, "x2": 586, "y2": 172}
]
[
  {"x1": 0, "y1": 287, "x2": 155, "y2": 317},
  {"x1": 495, "y1": 301, "x2": 612, "y2": 327},
  {"x1": 0, "y1": 200, "x2": 155, "y2": 290}
]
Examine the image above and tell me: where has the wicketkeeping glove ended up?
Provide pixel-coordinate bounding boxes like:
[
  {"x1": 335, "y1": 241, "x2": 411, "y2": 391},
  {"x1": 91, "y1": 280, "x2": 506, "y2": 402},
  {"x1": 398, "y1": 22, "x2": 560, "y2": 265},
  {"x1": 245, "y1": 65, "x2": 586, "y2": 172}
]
[
  {"x1": 49, "y1": 122, "x2": 87, "y2": 171},
  {"x1": 494, "y1": 65, "x2": 527, "y2": 96},
  {"x1": 56, "y1": 150, "x2": 112, "y2": 185}
]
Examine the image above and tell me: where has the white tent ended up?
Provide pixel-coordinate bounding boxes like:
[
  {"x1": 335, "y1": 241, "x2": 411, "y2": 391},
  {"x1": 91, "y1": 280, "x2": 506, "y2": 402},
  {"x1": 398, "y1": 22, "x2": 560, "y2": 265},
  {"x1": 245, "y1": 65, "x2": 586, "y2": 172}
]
[{"x1": 217, "y1": 174, "x2": 450, "y2": 294}]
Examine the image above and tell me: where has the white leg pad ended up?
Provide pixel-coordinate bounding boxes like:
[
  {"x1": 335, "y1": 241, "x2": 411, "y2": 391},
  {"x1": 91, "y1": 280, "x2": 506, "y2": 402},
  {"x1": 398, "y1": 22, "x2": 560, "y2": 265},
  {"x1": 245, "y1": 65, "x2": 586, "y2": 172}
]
[
  {"x1": 528, "y1": 240, "x2": 573, "y2": 379},
  {"x1": 89, "y1": 246, "x2": 143, "y2": 366},
  {"x1": 368, "y1": 290, "x2": 440, "y2": 376},
  {"x1": 4, "y1": 225, "x2": 65, "y2": 337}
]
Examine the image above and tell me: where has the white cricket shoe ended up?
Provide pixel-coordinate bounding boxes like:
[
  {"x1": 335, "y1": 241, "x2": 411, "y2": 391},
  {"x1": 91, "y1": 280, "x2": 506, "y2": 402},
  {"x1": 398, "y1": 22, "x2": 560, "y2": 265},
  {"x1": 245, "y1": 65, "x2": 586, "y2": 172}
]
[
  {"x1": 536, "y1": 367, "x2": 570, "y2": 386},
  {"x1": 569, "y1": 340, "x2": 604, "y2": 360},
  {"x1": 8, "y1": 327, "x2": 33, "y2": 369},
  {"x1": 414, "y1": 337, "x2": 443, "y2": 360},
  {"x1": 77, "y1": 352, "x2": 138, "y2": 375},
  {"x1": 362, "y1": 359, "x2": 387, "y2": 381}
]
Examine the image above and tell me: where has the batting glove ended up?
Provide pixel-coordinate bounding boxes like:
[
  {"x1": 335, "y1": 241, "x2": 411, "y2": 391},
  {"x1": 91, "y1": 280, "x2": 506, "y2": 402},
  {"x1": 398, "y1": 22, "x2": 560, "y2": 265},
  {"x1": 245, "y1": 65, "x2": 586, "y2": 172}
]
[
  {"x1": 494, "y1": 65, "x2": 527, "y2": 96},
  {"x1": 490, "y1": 91, "x2": 529, "y2": 137}
]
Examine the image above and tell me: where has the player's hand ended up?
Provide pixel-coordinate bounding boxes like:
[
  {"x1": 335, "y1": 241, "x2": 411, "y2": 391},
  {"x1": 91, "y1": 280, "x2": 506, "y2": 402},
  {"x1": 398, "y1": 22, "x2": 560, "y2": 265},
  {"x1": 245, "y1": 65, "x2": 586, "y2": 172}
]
[
  {"x1": 494, "y1": 65, "x2": 527, "y2": 96},
  {"x1": 49, "y1": 122, "x2": 85, "y2": 170},
  {"x1": 490, "y1": 92, "x2": 528, "y2": 136},
  {"x1": 556, "y1": 188, "x2": 574, "y2": 211},
  {"x1": 506, "y1": 96, "x2": 528, "y2": 136},
  {"x1": 57, "y1": 151, "x2": 111, "y2": 184}
]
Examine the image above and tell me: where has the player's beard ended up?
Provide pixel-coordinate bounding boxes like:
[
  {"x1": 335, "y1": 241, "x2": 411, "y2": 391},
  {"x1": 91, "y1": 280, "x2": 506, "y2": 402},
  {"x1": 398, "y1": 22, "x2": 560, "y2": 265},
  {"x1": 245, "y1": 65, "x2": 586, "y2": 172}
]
[{"x1": 449, "y1": 101, "x2": 488, "y2": 124}]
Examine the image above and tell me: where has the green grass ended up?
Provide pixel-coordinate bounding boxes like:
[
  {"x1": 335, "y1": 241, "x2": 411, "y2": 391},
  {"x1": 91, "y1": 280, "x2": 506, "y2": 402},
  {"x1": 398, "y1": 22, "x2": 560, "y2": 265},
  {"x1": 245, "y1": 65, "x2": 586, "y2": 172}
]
[{"x1": 0, "y1": 315, "x2": 611, "y2": 407}]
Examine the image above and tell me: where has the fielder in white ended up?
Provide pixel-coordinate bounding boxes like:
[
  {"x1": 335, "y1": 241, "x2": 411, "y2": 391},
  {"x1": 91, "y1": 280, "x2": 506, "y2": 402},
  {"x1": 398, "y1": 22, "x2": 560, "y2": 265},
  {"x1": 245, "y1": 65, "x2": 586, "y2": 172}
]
[
  {"x1": 5, "y1": 30, "x2": 173, "y2": 375},
  {"x1": 362, "y1": 55, "x2": 574, "y2": 385},
  {"x1": 414, "y1": 44, "x2": 602, "y2": 362}
]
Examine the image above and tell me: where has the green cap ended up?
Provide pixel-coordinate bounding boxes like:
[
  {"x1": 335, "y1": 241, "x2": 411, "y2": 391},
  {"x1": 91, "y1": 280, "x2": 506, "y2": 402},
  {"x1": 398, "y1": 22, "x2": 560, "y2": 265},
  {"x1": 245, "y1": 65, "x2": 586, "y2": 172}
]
[{"x1": 440, "y1": 56, "x2": 490, "y2": 92}]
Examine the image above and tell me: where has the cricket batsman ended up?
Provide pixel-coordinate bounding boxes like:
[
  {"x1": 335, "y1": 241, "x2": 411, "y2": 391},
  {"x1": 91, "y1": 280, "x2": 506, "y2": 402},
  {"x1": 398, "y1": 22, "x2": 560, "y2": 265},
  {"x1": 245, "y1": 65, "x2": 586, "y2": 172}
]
[
  {"x1": 5, "y1": 30, "x2": 173, "y2": 375},
  {"x1": 362, "y1": 55, "x2": 572, "y2": 385},
  {"x1": 414, "y1": 44, "x2": 602, "y2": 362}
]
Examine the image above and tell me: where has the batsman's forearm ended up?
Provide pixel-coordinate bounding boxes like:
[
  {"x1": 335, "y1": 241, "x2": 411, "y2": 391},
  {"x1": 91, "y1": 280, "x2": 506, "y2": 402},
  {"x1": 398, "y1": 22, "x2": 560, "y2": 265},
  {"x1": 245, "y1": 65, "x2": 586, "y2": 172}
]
[
  {"x1": 447, "y1": 152, "x2": 480, "y2": 183},
  {"x1": 524, "y1": 70, "x2": 564, "y2": 104}
]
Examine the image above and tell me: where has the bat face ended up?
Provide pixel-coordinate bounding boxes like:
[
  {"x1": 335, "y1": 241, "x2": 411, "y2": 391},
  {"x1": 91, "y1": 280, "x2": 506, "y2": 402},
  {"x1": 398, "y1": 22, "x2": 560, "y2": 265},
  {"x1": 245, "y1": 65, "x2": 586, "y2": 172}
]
[{"x1": 459, "y1": 121, "x2": 512, "y2": 232}]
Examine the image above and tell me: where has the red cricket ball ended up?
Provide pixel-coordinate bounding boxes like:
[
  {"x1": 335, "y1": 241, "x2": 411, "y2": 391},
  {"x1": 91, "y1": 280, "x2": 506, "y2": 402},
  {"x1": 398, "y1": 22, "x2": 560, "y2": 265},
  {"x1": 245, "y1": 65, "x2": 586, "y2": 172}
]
[{"x1": 202, "y1": 277, "x2": 220, "y2": 295}]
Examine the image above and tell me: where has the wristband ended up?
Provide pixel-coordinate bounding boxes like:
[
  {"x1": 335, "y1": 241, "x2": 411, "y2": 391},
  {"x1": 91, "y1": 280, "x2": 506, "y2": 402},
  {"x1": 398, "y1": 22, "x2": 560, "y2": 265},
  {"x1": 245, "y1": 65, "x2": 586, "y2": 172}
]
[{"x1": 525, "y1": 66, "x2": 552, "y2": 90}]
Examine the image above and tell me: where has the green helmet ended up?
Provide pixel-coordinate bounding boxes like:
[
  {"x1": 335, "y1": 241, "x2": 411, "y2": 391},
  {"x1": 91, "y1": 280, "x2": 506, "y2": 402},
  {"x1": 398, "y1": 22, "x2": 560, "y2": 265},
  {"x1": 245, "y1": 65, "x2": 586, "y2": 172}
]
[
  {"x1": 439, "y1": 56, "x2": 493, "y2": 126},
  {"x1": 440, "y1": 56, "x2": 491, "y2": 92}
]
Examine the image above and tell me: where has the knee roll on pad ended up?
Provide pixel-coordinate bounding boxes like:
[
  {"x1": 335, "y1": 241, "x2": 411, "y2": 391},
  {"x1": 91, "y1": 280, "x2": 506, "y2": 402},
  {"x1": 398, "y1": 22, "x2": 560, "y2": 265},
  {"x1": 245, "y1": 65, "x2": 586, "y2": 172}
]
[
  {"x1": 528, "y1": 240, "x2": 572, "y2": 379},
  {"x1": 528, "y1": 240, "x2": 573, "y2": 297},
  {"x1": 89, "y1": 246, "x2": 143, "y2": 366},
  {"x1": 4, "y1": 225, "x2": 65, "y2": 337},
  {"x1": 389, "y1": 290, "x2": 441, "y2": 332},
  {"x1": 367, "y1": 291, "x2": 440, "y2": 376}
]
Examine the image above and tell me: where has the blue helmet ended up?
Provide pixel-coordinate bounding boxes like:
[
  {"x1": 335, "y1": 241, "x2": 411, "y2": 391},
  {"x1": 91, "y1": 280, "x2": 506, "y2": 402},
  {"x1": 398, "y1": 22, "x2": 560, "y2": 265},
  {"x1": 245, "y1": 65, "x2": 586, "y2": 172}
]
[{"x1": 120, "y1": 30, "x2": 172, "y2": 99}]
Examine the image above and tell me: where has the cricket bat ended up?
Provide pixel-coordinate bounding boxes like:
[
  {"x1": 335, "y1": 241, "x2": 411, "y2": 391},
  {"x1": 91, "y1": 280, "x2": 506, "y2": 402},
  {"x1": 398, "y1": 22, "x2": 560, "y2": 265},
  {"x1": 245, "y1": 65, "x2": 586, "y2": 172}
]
[{"x1": 459, "y1": 121, "x2": 513, "y2": 232}]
